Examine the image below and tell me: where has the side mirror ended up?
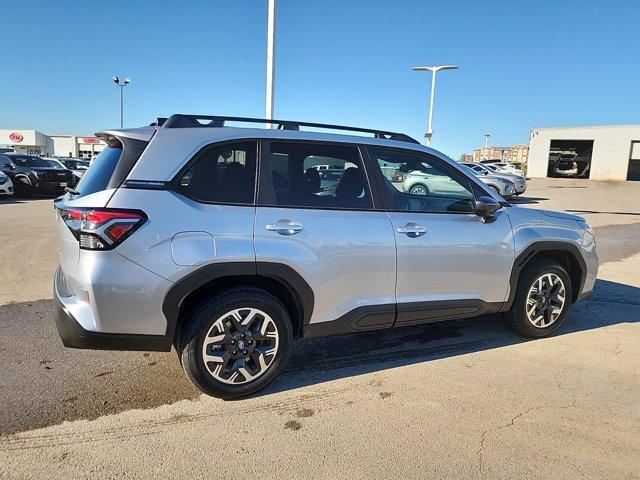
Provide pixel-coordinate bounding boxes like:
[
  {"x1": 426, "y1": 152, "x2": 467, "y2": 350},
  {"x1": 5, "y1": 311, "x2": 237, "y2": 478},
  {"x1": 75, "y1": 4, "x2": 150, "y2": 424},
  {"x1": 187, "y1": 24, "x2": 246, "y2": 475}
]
[
  {"x1": 475, "y1": 195, "x2": 501, "y2": 222},
  {"x1": 483, "y1": 171, "x2": 488, "y2": 175},
  {"x1": 2, "y1": 163, "x2": 14, "y2": 170}
]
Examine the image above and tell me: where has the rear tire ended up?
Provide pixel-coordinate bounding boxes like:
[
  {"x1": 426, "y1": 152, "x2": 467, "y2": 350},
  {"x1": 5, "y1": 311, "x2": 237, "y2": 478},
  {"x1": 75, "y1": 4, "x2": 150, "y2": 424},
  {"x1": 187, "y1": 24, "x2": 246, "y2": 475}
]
[
  {"x1": 502, "y1": 259, "x2": 572, "y2": 338},
  {"x1": 177, "y1": 287, "x2": 293, "y2": 399}
]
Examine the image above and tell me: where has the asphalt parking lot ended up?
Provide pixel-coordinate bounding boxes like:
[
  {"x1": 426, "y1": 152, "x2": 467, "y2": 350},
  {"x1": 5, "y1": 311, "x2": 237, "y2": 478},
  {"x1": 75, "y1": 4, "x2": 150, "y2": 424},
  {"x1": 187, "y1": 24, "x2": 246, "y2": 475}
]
[{"x1": 0, "y1": 178, "x2": 639, "y2": 479}]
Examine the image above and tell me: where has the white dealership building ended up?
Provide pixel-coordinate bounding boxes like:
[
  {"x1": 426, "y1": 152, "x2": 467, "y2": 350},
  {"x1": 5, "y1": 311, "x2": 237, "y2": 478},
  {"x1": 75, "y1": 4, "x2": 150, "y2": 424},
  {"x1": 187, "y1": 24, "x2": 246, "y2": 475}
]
[
  {"x1": 0, "y1": 129, "x2": 106, "y2": 159},
  {"x1": 528, "y1": 124, "x2": 640, "y2": 181}
]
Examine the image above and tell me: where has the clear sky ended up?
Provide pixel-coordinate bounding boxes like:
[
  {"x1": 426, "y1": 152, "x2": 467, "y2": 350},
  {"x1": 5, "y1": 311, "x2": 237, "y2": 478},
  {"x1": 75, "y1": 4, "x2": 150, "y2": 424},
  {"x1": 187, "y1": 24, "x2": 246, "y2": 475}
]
[{"x1": 1, "y1": 0, "x2": 638, "y2": 158}]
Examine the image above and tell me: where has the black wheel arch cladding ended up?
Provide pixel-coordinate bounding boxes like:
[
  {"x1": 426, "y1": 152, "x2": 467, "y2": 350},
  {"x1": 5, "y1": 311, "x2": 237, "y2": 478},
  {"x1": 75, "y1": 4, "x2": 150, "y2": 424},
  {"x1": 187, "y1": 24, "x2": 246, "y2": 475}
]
[
  {"x1": 504, "y1": 241, "x2": 587, "y2": 309},
  {"x1": 162, "y1": 262, "x2": 314, "y2": 342}
]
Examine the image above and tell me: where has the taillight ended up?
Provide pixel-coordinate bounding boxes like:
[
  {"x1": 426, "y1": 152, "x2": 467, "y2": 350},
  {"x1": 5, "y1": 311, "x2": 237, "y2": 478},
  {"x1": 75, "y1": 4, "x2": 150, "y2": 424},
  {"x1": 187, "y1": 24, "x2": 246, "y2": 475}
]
[{"x1": 57, "y1": 207, "x2": 146, "y2": 250}]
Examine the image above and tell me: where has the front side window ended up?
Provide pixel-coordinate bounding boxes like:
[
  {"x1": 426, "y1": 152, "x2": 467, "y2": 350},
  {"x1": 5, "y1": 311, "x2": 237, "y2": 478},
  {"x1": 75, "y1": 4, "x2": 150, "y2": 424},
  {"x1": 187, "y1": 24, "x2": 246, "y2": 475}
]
[
  {"x1": 176, "y1": 142, "x2": 257, "y2": 204},
  {"x1": 370, "y1": 147, "x2": 475, "y2": 213},
  {"x1": 259, "y1": 142, "x2": 372, "y2": 210}
]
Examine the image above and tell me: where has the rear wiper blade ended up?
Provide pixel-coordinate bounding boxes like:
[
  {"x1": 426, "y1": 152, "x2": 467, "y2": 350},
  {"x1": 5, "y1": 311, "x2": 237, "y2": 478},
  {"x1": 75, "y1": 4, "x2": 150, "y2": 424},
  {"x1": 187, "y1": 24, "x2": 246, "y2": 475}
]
[{"x1": 64, "y1": 187, "x2": 80, "y2": 195}]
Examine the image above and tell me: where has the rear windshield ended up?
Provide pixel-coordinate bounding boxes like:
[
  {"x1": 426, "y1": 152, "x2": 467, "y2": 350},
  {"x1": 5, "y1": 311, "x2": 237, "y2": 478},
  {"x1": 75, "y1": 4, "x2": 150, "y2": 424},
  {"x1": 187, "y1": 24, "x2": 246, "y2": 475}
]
[
  {"x1": 8, "y1": 155, "x2": 51, "y2": 168},
  {"x1": 74, "y1": 147, "x2": 122, "y2": 197}
]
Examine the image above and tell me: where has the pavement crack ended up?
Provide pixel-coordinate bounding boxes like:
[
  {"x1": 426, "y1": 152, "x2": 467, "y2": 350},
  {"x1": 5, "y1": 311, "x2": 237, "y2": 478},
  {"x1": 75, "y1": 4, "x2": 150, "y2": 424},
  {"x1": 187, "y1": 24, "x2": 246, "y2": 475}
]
[{"x1": 476, "y1": 400, "x2": 576, "y2": 475}]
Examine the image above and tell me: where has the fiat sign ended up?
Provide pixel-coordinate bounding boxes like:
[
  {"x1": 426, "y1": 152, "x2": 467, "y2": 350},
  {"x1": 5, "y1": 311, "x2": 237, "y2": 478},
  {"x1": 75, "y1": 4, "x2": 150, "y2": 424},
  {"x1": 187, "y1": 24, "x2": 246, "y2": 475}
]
[
  {"x1": 82, "y1": 137, "x2": 100, "y2": 144},
  {"x1": 9, "y1": 133, "x2": 23, "y2": 143}
]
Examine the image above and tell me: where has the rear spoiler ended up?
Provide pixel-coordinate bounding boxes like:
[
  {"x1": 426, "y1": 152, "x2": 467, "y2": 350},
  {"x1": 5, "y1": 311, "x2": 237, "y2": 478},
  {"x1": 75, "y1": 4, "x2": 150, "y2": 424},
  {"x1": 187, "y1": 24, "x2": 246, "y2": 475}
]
[
  {"x1": 94, "y1": 129, "x2": 156, "y2": 190},
  {"x1": 95, "y1": 127, "x2": 157, "y2": 143}
]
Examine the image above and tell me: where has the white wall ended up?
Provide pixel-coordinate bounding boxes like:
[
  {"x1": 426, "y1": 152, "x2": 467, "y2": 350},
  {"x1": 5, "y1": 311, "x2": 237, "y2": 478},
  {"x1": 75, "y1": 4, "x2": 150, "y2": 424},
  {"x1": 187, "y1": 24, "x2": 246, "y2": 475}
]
[
  {"x1": 49, "y1": 136, "x2": 77, "y2": 157},
  {"x1": 529, "y1": 125, "x2": 640, "y2": 181}
]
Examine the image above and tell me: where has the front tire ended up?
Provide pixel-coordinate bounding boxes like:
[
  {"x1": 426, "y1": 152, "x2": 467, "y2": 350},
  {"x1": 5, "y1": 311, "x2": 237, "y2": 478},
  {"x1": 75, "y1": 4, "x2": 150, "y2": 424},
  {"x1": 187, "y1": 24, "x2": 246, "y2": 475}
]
[
  {"x1": 177, "y1": 287, "x2": 293, "y2": 399},
  {"x1": 489, "y1": 185, "x2": 502, "y2": 196},
  {"x1": 502, "y1": 259, "x2": 572, "y2": 337},
  {"x1": 409, "y1": 184, "x2": 429, "y2": 196}
]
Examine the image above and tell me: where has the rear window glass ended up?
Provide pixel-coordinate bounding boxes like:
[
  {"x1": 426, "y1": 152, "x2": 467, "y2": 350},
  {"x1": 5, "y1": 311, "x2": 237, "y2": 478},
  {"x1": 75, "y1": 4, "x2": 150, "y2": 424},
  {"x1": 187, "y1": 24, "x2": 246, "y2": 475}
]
[
  {"x1": 74, "y1": 147, "x2": 122, "y2": 197},
  {"x1": 176, "y1": 142, "x2": 257, "y2": 204}
]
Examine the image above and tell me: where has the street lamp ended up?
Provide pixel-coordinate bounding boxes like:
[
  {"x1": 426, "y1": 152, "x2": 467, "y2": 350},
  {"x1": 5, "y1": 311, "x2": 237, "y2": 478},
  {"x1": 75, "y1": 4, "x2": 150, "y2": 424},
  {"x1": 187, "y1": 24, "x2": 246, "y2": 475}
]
[
  {"x1": 265, "y1": 0, "x2": 276, "y2": 128},
  {"x1": 484, "y1": 134, "x2": 491, "y2": 160},
  {"x1": 112, "y1": 76, "x2": 132, "y2": 129},
  {"x1": 411, "y1": 64, "x2": 458, "y2": 146}
]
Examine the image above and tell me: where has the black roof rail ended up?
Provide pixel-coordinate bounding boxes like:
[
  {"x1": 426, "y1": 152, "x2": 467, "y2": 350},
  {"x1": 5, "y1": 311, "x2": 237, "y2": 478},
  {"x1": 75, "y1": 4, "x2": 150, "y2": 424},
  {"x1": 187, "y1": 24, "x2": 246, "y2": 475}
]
[{"x1": 160, "y1": 114, "x2": 420, "y2": 144}]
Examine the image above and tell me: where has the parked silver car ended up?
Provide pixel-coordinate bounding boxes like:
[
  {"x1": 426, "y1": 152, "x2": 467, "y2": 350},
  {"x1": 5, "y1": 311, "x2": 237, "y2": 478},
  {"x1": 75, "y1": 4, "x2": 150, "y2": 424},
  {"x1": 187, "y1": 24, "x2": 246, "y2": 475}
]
[
  {"x1": 53, "y1": 114, "x2": 598, "y2": 399},
  {"x1": 461, "y1": 162, "x2": 526, "y2": 195},
  {"x1": 0, "y1": 171, "x2": 13, "y2": 196}
]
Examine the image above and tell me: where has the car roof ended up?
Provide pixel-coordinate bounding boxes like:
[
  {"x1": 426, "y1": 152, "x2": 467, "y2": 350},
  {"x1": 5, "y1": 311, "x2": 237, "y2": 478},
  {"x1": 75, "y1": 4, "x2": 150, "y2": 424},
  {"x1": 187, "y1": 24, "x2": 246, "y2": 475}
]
[{"x1": 124, "y1": 125, "x2": 457, "y2": 181}]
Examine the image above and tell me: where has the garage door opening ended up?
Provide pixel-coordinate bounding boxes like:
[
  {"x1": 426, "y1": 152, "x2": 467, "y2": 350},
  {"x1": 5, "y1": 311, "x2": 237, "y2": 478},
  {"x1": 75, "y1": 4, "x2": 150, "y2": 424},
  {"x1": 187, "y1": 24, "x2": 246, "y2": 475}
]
[
  {"x1": 628, "y1": 141, "x2": 640, "y2": 181},
  {"x1": 547, "y1": 140, "x2": 593, "y2": 179}
]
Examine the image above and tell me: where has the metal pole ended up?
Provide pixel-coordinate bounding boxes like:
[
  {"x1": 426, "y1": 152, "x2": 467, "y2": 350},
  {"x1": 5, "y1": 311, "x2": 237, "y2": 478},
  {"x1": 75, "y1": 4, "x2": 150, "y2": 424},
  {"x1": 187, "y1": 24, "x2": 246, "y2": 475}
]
[
  {"x1": 426, "y1": 70, "x2": 437, "y2": 146},
  {"x1": 120, "y1": 86, "x2": 124, "y2": 129},
  {"x1": 265, "y1": 0, "x2": 276, "y2": 127}
]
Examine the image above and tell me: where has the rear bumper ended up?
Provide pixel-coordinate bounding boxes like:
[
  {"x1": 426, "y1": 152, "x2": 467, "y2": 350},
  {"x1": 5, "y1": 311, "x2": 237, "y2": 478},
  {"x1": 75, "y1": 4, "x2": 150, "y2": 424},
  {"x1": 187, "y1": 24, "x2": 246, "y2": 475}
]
[{"x1": 53, "y1": 266, "x2": 172, "y2": 352}]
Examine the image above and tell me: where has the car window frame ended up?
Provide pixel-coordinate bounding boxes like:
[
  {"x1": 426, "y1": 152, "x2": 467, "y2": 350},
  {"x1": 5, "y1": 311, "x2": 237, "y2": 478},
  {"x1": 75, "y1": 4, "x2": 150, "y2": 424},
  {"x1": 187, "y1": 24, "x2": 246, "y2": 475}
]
[
  {"x1": 364, "y1": 145, "x2": 489, "y2": 215},
  {"x1": 257, "y1": 139, "x2": 382, "y2": 212},
  {"x1": 170, "y1": 139, "x2": 260, "y2": 206}
]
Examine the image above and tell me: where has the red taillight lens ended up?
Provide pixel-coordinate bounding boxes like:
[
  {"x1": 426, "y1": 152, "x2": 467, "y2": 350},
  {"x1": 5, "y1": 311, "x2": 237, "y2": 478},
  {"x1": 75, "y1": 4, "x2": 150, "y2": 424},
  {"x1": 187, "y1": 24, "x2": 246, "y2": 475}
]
[{"x1": 57, "y1": 207, "x2": 146, "y2": 250}]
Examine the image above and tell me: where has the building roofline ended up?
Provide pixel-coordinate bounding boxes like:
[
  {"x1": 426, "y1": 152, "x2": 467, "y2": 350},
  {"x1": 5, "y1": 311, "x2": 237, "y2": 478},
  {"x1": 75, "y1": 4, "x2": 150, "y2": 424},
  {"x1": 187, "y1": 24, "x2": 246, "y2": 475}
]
[{"x1": 531, "y1": 123, "x2": 640, "y2": 131}]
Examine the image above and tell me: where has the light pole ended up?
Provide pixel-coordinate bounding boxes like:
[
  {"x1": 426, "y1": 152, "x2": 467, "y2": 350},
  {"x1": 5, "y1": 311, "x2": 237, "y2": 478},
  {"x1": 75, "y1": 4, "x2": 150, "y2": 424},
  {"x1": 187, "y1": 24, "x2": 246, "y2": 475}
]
[
  {"x1": 265, "y1": 0, "x2": 276, "y2": 127},
  {"x1": 484, "y1": 134, "x2": 491, "y2": 160},
  {"x1": 411, "y1": 65, "x2": 458, "y2": 146},
  {"x1": 112, "y1": 76, "x2": 131, "y2": 129}
]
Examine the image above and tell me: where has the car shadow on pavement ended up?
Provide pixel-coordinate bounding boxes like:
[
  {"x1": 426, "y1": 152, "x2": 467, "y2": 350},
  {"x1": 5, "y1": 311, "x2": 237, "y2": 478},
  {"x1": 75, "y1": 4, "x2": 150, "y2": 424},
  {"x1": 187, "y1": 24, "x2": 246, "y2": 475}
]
[
  {"x1": 510, "y1": 196, "x2": 548, "y2": 205},
  {"x1": 0, "y1": 197, "x2": 29, "y2": 205},
  {"x1": 259, "y1": 278, "x2": 640, "y2": 397},
  {"x1": 567, "y1": 209, "x2": 640, "y2": 216},
  {"x1": 0, "y1": 279, "x2": 637, "y2": 433}
]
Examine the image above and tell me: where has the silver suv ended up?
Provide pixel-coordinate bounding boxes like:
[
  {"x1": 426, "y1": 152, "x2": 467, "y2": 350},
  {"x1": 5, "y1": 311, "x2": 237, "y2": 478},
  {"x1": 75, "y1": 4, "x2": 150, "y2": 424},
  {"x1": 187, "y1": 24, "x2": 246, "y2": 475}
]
[{"x1": 53, "y1": 115, "x2": 598, "y2": 399}]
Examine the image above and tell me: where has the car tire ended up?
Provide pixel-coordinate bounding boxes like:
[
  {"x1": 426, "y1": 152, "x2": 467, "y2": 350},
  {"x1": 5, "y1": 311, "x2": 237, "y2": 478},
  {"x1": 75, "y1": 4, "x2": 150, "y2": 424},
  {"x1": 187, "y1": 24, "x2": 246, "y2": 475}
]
[
  {"x1": 14, "y1": 176, "x2": 33, "y2": 197},
  {"x1": 502, "y1": 259, "x2": 573, "y2": 338},
  {"x1": 409, "y1": 184, "x2": 429, "y2": 196},
  {"x1": 177, "y1": 287, "x2": 293, "y2": 399}
]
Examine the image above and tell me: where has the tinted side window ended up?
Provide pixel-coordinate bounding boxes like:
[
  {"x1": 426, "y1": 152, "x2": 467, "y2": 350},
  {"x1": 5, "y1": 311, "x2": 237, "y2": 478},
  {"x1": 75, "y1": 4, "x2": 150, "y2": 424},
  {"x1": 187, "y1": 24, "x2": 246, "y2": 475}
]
[
  {"x1": 259, "y1": 142, "x2": 372, "y2": 210},
  {"x1": 370, "y1": 148, "x2": 475, "y2": 213},
  {"x1": 177, "y1": 142, "x2": 257, "y2": 204}
]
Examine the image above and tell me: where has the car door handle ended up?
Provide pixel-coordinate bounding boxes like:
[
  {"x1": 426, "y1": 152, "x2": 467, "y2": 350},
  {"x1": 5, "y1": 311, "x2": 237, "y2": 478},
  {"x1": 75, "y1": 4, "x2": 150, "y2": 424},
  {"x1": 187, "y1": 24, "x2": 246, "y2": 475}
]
[
  {"x1": 396, "y1": 222, "x2": 427, "y2": 238},
  {"x1": 266, "y1": 219, "x2": 304, "y2": 235}
]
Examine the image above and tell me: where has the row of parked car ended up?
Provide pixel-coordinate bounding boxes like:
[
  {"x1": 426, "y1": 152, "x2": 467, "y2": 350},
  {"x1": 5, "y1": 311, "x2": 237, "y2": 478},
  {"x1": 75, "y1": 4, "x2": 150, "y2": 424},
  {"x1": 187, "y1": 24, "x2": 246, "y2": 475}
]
[
  {"x1": 0, "y1": 152, "x2": 90, "y2": 197},
  {"x1": 393, "y1": 159, "x2": 527, "y2": 199}
]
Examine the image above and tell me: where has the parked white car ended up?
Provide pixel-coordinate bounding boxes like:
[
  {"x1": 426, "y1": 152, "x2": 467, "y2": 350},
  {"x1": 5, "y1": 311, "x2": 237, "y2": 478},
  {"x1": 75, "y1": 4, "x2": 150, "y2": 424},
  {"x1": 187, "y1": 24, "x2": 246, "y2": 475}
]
[
  {"x1": 0, "y1": 171, "x2": 14, "y2": 196},
  {"x1": 403, "y1": 167, "x2": 516, "y2": 199},
  {"x1": 486, "y1": 162, "x2": 523, "y2": 176},
  {"x1": 402, "y1": 169, "x2": 471, "y2": 196}
]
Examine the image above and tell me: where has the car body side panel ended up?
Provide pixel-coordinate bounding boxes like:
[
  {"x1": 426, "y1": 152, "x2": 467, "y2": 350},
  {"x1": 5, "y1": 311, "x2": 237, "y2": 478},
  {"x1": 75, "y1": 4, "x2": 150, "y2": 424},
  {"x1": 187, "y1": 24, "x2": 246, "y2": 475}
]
[
  {"x1": 254, "y1": 207, "x2": 397, "y2": 325},
  {"x1": 107, "y1": 188, "x2": 256, "y2": 283},
  {"x1": 390, "y1": 209, "x2": 515, "y2": 305}
]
